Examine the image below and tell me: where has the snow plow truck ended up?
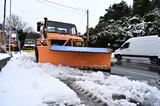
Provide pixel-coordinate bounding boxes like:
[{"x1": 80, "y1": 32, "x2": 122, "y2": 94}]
[{"x1": 35, "y1": 18, "x2": 112, "y2": 72}]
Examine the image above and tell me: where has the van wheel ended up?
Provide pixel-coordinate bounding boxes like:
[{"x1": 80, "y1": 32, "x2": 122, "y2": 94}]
[
  {"x1": 115, "y1": 54, "x2": 122, "y2": 61},
  {"x1": 150, "y1": 57, "x2": 158, "y2": 65}
]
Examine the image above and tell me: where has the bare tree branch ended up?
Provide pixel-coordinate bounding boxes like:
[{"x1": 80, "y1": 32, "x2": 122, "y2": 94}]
[{"x1": 6, "y1": 14, "x2": 34, "y2": 32}]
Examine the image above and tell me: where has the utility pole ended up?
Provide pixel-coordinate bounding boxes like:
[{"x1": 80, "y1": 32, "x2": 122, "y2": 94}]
[
  {"x1": 86, "y1": 10, "x2": 89, "y2": 46},
  {"x1": 2, "y1": 0, "x2": 6, "y2": 33},
  {"x1": 9, "y1": 0, "x2": 12, "y2": 53},
  {"x1": 2, "y1": 0, "x2": 7, "y2": 51}
]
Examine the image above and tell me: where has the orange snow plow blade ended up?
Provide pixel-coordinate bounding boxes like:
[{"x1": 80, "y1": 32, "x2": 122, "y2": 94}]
[{"x1": 36, "y1": 45, "x2": 112, "y2": 71}]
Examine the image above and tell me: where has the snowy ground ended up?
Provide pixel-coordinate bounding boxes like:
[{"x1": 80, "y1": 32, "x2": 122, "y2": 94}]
[
  {"x1": 0, "y1": 53, "x2": 10, "y2": 60},
  {"x1": 0, "y1": 52, "x2": 160, "y2": 106}
]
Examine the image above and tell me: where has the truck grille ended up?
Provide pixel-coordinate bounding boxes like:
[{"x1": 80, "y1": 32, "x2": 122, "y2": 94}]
[{"x1": 51, "y1": 40, "x2": 66, "y2": 46}]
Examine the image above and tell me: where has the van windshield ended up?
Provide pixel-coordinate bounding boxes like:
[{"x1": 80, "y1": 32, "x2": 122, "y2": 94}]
[
  {"x1": 47, "y1": 21, "x2": 77, "y2": 35},
  {"x1": 121, "y1": 42, "x2": 130, "y2": 49}
]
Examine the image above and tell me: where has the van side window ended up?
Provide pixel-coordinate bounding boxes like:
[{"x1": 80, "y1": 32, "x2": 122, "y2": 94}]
[{"x1": 121, "y1": 42, "x2": 130, "y2": 49}]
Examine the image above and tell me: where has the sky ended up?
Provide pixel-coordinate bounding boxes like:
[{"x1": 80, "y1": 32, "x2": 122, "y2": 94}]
[{"x1": 0, "y1": 0, "x2": 133, "y2": 33}]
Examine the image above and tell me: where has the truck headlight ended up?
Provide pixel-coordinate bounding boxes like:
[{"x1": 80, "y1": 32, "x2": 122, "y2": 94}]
[{"x1": 75, "y1": 41, "x2": 82, "y2": 46}]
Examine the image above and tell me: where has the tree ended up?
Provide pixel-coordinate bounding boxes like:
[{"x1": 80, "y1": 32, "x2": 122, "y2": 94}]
[
  {"x1": 6, "y1": 14, "x2": 34, "y2": 48},
  {"x1": 133, "y1": 0, "x2": 152, "y2": 16},
  {"x1": 155, "y1": 0, "x2": 160, "y2": 9},
  {"x1": 88, "y1": 1, "x2": 131, "y2": 48},
  {"x1": 87, "y1": 0, "x2": 160, "y2": 50},
  {"x1": 99, "y1": 0, "x2": 131, "y2": 23},
  {"x1": 151, "y1": 0, "x2": 160, "y2": 10},
  {"x1": 6, "y1": 14, "x2": 33, "y2": 32}
]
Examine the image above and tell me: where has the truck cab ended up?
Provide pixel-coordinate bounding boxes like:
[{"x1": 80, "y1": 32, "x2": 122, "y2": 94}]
[{"x1": 36, "y1": 18, "x2": 84, "y2": 47}]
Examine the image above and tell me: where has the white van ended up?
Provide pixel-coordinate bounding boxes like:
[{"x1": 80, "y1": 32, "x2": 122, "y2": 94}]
[{"x1": 114, "y1": 35, "x2": 160, "y2": 65}]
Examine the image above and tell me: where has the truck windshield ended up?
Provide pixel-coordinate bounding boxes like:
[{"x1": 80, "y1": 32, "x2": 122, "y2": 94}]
[{"x1": 47, "y1": 21, "x2": 77, "y2": 35}]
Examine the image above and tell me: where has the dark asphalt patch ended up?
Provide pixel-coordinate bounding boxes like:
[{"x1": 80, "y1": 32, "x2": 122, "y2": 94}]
[{"x1": 0, "y1": 57, "x2": 10, "y2": 71}]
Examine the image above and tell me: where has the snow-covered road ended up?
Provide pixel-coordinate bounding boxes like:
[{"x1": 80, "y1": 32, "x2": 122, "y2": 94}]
[{"x1": 0, "y1": 52, "x2": 160, "y2": 106}]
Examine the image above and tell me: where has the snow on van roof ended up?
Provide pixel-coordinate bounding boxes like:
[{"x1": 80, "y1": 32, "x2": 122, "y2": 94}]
[{"x1": 127, "y1": 35, "x2": 158, "y2": 41}]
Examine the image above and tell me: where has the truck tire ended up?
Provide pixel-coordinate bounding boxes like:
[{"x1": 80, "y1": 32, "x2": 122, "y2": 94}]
[
  {"x1": 35, "y1": 47, "x2": 39, "y2": 63},
  {"x1": 150, "y1": 57, "x2": 158, "y2": 65}
]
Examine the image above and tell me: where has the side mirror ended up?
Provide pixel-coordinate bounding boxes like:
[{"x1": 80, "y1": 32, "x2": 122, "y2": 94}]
[
  {"x1": 44, "y1": 17, "x2": 48, "y2": 22},
  {"x1": 37, "y1": 22, "x2": 41, "y2": 32}
]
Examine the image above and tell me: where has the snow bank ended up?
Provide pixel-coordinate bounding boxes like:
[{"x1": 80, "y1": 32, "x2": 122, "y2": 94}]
[
  {"x1": 76, "y1": 74, "x2": 160, "y2": 106},
  {"x1": 0, "y1": 52, "x2": 82, "y2": 106},
  {"x1": 33, "y1": 56, "x2": 160, "y2": 106},
  {"x1": 0, "y1": 52, "x2": 160, "y2": 106},
  {"x1": 0, "y1": 53, "x2": 10, "y2": 60}
]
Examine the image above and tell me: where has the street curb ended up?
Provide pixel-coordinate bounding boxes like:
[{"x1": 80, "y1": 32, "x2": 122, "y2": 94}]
[{"x1": 0, "y1": 57, "x2": 10, "y2": 71}]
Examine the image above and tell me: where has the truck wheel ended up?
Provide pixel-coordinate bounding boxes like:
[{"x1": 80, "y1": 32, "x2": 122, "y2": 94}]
[
  {"x1": 35, "y1": 47, "x2": 39, "y2": 63},
  {"x1": 150, "y1": 57, "x2": 158, "y2": 65},
  {"x1": 107, "y1": 69, "x2": 111, "y2": 73}
]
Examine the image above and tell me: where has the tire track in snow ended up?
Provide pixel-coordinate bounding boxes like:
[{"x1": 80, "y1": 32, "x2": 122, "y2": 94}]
[{"x1": 58, "y1": 76, "x2": 108, "y2": 106}]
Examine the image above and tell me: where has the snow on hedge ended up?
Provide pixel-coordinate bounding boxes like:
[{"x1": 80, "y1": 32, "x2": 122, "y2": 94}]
[{"x1": 0, "y1": 52, "x2": 160, "y2": 106}]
